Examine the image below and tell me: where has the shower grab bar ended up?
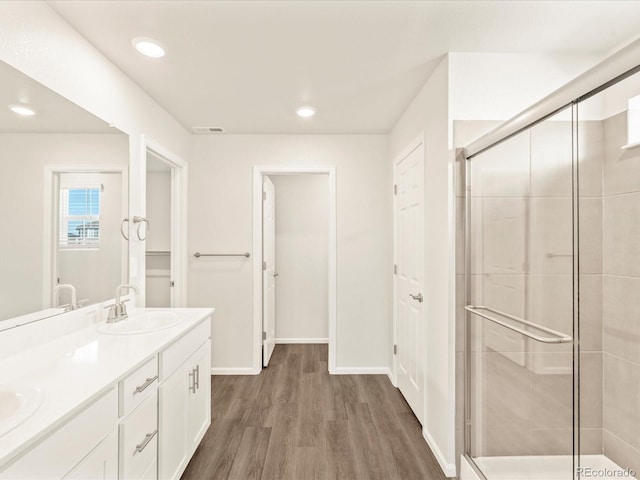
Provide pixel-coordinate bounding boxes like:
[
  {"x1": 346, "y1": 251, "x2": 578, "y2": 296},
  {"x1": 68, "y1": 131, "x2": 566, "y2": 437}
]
[
  {"x1": 465, "y1": 305, "x2": 573, "y2": 344},
  {"x1": 193, "y1": 252, "x2": 251, "y2": 258}
]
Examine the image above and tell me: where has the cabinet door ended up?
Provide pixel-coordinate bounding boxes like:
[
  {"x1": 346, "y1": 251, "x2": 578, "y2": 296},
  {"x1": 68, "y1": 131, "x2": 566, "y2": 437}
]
[
  {"x1": 63, "y1": 431, "x2": 117, "y2": 480},
  {"x1": 158, "y1": 362, "x2": 189, "y2": 480},
  {"x1": 187, "y1": 342, "x2": 211, "y2": 450}
]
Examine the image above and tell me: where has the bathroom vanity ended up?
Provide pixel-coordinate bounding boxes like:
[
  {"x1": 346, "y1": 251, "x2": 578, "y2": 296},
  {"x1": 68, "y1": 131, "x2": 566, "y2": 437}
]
[{"x1": 0, "y1": 306, "x2": 213, "y2": 480}]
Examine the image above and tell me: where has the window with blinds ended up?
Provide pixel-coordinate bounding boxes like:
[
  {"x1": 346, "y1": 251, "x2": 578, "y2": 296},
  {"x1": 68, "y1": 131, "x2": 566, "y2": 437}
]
[{"x1": 59, "y1": 187, "x2": 101, "y2": 249}]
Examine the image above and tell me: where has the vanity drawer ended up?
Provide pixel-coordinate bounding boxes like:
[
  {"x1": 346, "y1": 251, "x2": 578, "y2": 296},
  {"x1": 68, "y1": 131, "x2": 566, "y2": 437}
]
[
  {"x1": 120, "y1": 356, "x2": 158, "y2": 417},
  {"x1": 160, "y1": 318, "x2": 210, "y2": 381},
  {"x1": 119, "y1": 391, "x2": 158, "y2": 480}
]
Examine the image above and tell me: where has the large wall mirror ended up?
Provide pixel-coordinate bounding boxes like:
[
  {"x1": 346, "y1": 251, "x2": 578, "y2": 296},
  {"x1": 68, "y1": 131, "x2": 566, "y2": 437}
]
[{"x1": 0, "y1": 60, "x2": 129, "y2": 329}]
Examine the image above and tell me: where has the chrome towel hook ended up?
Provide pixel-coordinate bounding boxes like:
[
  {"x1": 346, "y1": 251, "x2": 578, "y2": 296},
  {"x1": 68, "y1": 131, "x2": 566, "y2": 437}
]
[{"x1": 132, "y1": 216, "x2": 150, "y2": 241}]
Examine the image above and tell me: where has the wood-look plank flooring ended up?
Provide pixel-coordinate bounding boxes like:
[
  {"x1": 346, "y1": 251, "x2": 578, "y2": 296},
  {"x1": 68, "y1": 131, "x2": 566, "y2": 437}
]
[{"x1": 181, "y1": 344, "x2": 447, "y2": 480}]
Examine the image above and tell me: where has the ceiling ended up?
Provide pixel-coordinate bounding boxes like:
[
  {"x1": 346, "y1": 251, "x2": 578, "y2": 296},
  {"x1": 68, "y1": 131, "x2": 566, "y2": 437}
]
[
  {"x1": 49, "y1": 1, "x2": 640, "y2": 134},
  {"x1": 0, "y1": 60, "x2": 115, "y2": 133}
]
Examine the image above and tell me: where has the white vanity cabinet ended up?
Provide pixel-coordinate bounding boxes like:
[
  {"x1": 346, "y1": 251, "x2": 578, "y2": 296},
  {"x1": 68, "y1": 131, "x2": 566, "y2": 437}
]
[
  {"x1": 158, "y1": 320, "x2": 211, "y2": 480},
  {"x1": 0, "y1": 388, "x2": 118, "y2": 480},
  {"x1": 0, "y1": 310, "x2": 213, "y2": 480}
]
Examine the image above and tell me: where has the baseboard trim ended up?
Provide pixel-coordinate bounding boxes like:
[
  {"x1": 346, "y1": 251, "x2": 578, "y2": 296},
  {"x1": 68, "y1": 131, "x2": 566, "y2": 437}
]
[
  {"x1": 211, "y1": 367, "x2": 260, "y2": 375},
  {"x1": 386, "y1": 368, "x2": 394, "y2": 385},
  {"x1": 422, "y1": 427, "x2": 457, "y2": 478},
  {"x1": 330, "y1": 367, "x2": 389, "y2": 375},
  {"x1": 275, "y1": 338, "x2": 329, "y2": 344}
]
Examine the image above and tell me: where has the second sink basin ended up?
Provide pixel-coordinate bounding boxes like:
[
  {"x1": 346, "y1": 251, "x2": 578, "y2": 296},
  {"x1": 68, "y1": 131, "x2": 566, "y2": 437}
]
[
  {"x1": 98, "y1": 311, "x2": 183, "y2": 335},
  {"x1": 0, "y1": 385, "x2": 44, "y2": 437}
]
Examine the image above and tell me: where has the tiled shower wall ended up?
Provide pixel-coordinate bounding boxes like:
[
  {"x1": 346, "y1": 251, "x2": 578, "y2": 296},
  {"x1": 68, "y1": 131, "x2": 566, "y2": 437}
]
[{"x1": 601, "y1": 111, "x2": 640, "y2": 475}]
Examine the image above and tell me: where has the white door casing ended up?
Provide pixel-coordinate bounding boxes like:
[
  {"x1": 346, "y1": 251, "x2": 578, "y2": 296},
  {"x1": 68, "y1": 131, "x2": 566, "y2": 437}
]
[
  {"x1": 394, "y1": 140, "x2": 425, "y2": 424},
  {"x1": 262, "y1": 176, "x2": 277, "y2": 367}
]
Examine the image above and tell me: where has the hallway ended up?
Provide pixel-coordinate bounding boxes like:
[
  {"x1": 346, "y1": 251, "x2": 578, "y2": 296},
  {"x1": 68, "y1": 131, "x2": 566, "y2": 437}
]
[{"x1": 181, "y1": 344, "x2": 446, "y2": 479}]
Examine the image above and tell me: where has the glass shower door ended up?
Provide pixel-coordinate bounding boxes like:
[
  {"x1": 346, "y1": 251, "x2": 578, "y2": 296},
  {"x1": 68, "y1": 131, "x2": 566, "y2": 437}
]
[{"x1": 465, "y1": 107, "x2": 577, "y2": 479}]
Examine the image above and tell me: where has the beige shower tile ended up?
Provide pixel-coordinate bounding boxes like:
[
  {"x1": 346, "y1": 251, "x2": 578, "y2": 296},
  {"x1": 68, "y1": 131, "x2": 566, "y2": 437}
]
[
  {"x1": 531, "y1": 429, "x2": 574, "y2": 456},
  {"x1": 531, "y1": 352, "x2": 573, "y2": 429},
  {"x1": 471, "y1": 197, "x2": 528, "y2": 275},
  {"x1": 579, "y1": 197, "x2": 603, "y2": 275},
  {"x1": 530, "y1": 197, "x2": 574, "y2": 274},
  {"x1": 531, "y1": 120, "x2": 573, "y2": 197},
  {"x1": 470, "y1": 352, "x2": 532, "y2": 456},
  {"x1": 580, "y1": 428, "x2": 604, "y2": 455},
  {"x1": 527, "y1": 274, "x2": 573, "y2": 353},
  {"x1": 603, "y1": 192, "x2": 640, "y2": 277},
  {"x1": 604, "y1": 275, "x2": 640, "y2": 365},
  {"x1": 580, "y1": 274, "x2": 603, "y2": 352},
  {"x1": 604, "y1": 431, "x2": 640, "y2": 479},
  {"x1": 603, "y1": 353, "x2": 640, "y2": 451},
  {"x1": 469, "y1": 273, "x2": 528, "y2": 357},
  {"x1": 581, "y1": 352, "x2": 603, "y2": 429},
  {"x1": 603, "y1": 112, "x2": 640, "y2": 196},
  {"x1": 578, "y1": 121, "x2": 604, "y2": 197},
  {"x1": 471, "y1": 131, "x2": 530, "y2": 198}
]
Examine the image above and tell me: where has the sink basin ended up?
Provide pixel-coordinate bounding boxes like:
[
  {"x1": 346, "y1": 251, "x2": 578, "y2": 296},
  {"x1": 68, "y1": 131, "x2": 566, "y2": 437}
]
[
  {"x1": 98, "y1": 311, "x2": 183, "y2": 335},
  {"x1": 0, "y1": 385, "x2": 44, "y2": 437}
]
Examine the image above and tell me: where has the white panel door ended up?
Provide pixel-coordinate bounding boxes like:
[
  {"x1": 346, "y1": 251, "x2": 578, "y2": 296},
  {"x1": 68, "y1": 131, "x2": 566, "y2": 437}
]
[
  {"x1": 262, "y1": 176, "x2": 277, "y2": 367},
  {"x1": 394, "y1": 143, "x2": 425, "y2": 424}
]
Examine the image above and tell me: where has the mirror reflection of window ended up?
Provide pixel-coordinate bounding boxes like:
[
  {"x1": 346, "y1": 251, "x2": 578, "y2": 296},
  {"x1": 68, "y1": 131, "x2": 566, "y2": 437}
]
[{"x1": 59, "y1": 186, "x2": 102, "y2": 249}]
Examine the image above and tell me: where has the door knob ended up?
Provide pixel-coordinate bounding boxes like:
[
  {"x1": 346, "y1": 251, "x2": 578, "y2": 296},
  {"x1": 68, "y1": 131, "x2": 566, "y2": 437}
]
[
  {"x1": 273, "y1": 272, "x2": 279, "y2": 277},
  {"x1": 409, "y1": 293, "x2": 423, "y2": 303}
]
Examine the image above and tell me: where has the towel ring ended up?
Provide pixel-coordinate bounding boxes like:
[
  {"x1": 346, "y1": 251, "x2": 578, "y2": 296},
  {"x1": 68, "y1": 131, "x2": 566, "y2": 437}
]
[
  {"x1": 132, "y1": 216, "x2": 150, "y2": 241},
  {"x1": 120, "y1": 218, "x2": 130, "y2": 241}
]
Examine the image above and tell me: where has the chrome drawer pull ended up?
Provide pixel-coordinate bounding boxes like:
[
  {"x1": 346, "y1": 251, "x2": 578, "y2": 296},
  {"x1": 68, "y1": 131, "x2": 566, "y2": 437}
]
[
  {"x1": 133, "y1": 375, "x2": 158, "y2": 395},
  {"x1": 134, "y1": 429, "x2": 158, "y2": 455},
  {"x1": 189, "y1": 369, "x2": 196, "y2": 394},
  {"x1": 194, "y1": 365, "x2": 200, "y2": 390}
]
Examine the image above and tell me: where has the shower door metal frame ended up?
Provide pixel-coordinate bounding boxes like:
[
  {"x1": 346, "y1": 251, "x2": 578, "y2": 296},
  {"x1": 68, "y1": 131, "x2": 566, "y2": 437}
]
[{"x1": 461, "y1": 37, "x2": 640, "y2": 476}]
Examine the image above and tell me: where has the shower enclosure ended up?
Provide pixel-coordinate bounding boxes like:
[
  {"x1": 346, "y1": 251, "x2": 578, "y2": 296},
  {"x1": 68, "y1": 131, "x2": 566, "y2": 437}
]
[{"x1": 462, "y1": 49, "x2": 640, "y2": 479}]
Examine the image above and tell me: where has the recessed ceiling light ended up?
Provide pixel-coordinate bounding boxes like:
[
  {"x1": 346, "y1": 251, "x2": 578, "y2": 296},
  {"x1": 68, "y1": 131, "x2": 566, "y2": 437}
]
[
  {"x1": 296, "y1": 106, "x2": 316, "y2": 118},
  {"x1": 132, "y1": 37, "x2": 166, "y2": 58},
  {"x1": 9, "y1": 104, "x2": 36, "y2": 116}
]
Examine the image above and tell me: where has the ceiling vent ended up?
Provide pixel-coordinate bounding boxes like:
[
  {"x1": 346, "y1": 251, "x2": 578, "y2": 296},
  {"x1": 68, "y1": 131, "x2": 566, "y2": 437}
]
[{"x1": 192, "y1": 126, "x2": 224, "y2": 134}]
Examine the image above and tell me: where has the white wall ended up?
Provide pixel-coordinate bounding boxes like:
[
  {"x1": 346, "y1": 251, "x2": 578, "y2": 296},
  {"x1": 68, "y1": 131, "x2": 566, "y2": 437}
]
[
  {"x1": 0, "y1": 1, "x2": 191, "y2": 303},
  {"x1": 389, "y1": 56, "x2": 457, "y2": 477},
  {"x1": 449, "y1": 53, "x2": 601, "y2": 123},
  {"x1": 270, "y1": 175, "x2": 329, "y2": 342},
  {"x1": 0, "y1": 133, "x2": 128, "y2": 321},
  {"x1": 188, "y1": 135, "x2": 391, "y2": 372}
]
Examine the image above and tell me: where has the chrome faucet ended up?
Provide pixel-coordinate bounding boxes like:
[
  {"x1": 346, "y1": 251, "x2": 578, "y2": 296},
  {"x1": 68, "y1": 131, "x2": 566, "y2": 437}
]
[
  {"x1": 54, "y1": 284, "x2": 77, "y2": 311},
  {"x1": 107, "y1": 284, "x2": 139, "y2": 323}
]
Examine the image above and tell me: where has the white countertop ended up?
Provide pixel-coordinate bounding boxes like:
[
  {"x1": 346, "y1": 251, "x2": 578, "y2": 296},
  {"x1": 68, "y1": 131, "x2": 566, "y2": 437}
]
[{"x1": 0, "y1": 307, "x2": 214, "y2": 469}]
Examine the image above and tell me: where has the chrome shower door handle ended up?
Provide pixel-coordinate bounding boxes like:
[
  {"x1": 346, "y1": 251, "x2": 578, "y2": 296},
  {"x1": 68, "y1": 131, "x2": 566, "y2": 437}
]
[{"x1": 409, "y1": 293, "x2": 423, "y2": 303}]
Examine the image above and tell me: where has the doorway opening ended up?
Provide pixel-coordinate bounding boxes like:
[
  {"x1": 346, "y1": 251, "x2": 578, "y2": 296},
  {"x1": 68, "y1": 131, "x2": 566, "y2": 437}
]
[
  {"x1": 142, "y1": 137, "x2": 188, "y2": 307},
  {"x1": 252, "y1": 167, "x2": 337, "y2": 374}
]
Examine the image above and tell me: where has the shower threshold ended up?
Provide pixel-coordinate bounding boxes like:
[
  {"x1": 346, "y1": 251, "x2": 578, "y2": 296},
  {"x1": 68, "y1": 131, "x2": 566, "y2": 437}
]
[{"x1": 462, "y1": 455, "x2": 634, "y2": 480}]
